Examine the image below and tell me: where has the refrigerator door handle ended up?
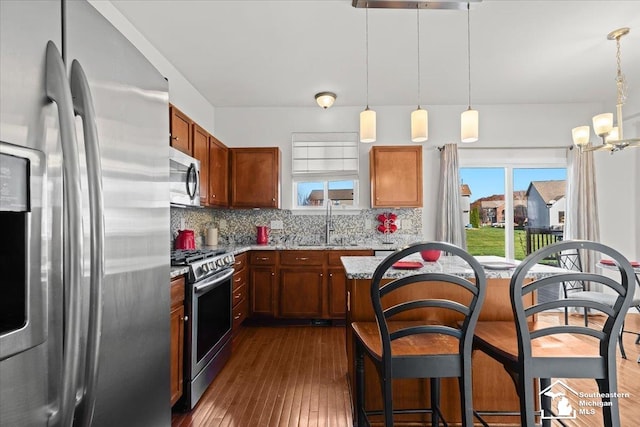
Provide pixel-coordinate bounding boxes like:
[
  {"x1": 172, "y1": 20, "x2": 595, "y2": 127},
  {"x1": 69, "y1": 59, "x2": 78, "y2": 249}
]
[
  {"x1": 44, "y1": 41, "x2": 84, "y2": 427},
  {"x1": 69, "y1": 59, "x2": 105, "y2": 427}
]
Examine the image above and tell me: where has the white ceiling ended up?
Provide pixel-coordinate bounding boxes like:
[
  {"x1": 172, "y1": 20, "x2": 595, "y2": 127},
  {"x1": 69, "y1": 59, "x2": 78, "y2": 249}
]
[{"x1": 110, "y1": 0, "x2": 640, "y2": 111}]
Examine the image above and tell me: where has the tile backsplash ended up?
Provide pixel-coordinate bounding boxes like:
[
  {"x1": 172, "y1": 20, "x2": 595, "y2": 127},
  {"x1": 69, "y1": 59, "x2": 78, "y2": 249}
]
[{"x1": 170, "y1": 207, "x2": 422, "y2": 248}]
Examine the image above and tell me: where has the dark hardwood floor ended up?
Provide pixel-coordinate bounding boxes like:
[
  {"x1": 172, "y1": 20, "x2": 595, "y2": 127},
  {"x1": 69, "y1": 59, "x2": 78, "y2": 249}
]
[{"x1": 172, "y1": 314, "x2": 640, "y2": 427}]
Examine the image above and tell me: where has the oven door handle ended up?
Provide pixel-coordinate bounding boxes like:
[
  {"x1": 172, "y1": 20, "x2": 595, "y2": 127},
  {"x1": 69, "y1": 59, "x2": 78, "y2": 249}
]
[{"x1": 193, "y1": 268, "x2": 235, "y2": 294}]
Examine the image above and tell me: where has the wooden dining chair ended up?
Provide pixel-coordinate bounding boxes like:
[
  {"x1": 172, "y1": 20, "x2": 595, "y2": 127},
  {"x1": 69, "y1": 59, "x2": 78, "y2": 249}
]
[
  {"x1": 351, "y1": 241, "x2": 487, "y2": 427},
  {"x1": 473, "y1": 240, "x2": 636, "y2": 427}
]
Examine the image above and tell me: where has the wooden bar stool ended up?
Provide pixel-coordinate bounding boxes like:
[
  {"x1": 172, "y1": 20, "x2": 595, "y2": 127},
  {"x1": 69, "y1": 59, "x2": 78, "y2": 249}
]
[
  {"x1": 473, "y1": 240, "x2": 636, "y2": 426},
  {"x1": 351, "y1": 241, "x2": 487, "y2": 427}
]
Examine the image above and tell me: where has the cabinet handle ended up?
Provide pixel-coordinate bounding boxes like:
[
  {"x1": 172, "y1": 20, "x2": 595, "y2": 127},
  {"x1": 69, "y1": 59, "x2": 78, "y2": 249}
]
[
  {"x1": 184, "y1": 315, "x2": 189, "y2": 322},
  {"x1": 320, "y1": 273, "x2": 323, "y2": 277},
  {"x1": 171, "y1": 135, "x2": 179, "y2": 141},
  {"x1": 234, "y1": 294, "x2": 241, "y2": 299},
  {"x1": 295, "y1": 257, "x2": 309, "y2": 261},
  {"x1": 234, "y1": 313, "x2": 242, "y2": 320},
  {"x1": 329, "y1": 273, "x2": 333, "y2": 277},
  {"x1": 234, "y1": 277, "x2": 241, "y2": 282},
  {"x1": 347, "y1": 292, "x2": 350, "y2": 312},
  {"x1": 212, "y1": 194, "x2": 216, "y2": 198},
  {"x1": 257, "y1": 257, "x2": 269, "y2": 261},
  {"x1": 271, "y1": 272, "x2": 275, "y2": 276}
]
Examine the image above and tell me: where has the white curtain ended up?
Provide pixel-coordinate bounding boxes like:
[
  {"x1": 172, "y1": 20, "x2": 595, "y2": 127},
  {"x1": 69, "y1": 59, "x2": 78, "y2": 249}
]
[
  {"x1": 564, "y1": 146, "x2": 600, "y2": 285},
  {"x1": 436, "y1": 143, "x2": 466, "y2": 249}
]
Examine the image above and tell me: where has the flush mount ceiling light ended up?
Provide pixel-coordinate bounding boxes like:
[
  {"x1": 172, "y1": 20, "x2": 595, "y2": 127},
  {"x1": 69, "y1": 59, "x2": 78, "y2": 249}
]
[
  {"x1": 352, "y1": 0, "x2": 482, "y2": 10},
  {"x1": 572, "y1": 27, "x2": 640, "y2": 153},
  {"x1": 360, "y1": 6, "x2": 376, "y2": 143},
  {"x1": 411, "y1": 7, "x2": 428, "y2": 142},
  {"x1": 460, "y1": 2, "x2": 479, "y2": 143},
  {"x1": 315, "y1": 92, "x2": 336, "y2": 109}
]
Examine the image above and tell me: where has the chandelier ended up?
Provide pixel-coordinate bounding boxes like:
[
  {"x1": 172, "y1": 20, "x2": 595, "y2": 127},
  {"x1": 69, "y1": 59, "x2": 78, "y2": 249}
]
[{"x1": 572, "y1": 27, "x2": 640, "y2": 153}]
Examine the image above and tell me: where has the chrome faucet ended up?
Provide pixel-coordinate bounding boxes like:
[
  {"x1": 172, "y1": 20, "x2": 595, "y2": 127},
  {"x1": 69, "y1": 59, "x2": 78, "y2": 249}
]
[{"x1": 325, "y1": 199, "x2": 334, "y2": 244}]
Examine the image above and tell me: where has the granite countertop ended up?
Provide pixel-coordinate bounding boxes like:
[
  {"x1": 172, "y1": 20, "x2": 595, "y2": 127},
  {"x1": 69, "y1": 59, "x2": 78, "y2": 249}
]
[
  {"x1": 340, "y1": 255, "x2": 568, "y2": 280},
  {"x1": 170, "y1": 266, "x2": 189, "y2": 279}
]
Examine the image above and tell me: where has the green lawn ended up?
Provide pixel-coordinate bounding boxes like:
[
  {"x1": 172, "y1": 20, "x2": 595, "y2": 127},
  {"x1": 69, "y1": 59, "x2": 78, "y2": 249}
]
[{"x1": 466, "y1": 227, "x2": 527, "y2": 260}]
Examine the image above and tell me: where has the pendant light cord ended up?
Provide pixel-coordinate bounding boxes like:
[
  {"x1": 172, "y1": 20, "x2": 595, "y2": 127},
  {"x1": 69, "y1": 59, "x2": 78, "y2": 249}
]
[
  {"x1": 416, "y1": 7, "x2": 421, "y2": 109},
  {"x1": 365, "y1": 6, "x2": 370, "y2": 109},
  {"x1": 467, "y1": 2, "x2": 472, "y2": 109}
]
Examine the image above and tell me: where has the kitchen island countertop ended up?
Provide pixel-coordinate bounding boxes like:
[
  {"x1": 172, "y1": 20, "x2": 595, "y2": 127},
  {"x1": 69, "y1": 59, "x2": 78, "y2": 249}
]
[{"x1": 341, "y1": 255, "x2": 567, "y2": 280}]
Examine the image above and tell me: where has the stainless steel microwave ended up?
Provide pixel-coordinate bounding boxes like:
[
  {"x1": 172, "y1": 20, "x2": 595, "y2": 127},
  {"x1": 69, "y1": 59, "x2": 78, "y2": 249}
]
[{"x1": 170, "y1": 147, "x2": 200, "y2": 207}]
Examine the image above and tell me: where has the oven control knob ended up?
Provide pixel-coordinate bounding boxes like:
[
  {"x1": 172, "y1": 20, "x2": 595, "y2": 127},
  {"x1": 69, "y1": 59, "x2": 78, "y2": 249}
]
[
  {"x1": 216, "y1": 258, "x2": 224, "y2": 268},
  {"x1": 201, "y1": 264, "x2": 208, "y2": 273},
  {"x1": 209, "y1": 261, "x2": 216, "y2": 271}
]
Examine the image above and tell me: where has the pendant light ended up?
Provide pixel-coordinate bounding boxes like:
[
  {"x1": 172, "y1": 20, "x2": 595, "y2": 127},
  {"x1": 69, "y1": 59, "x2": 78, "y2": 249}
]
[
  {"x1": 360, "y1": 5, "x2": 376, "y2": 143},
  {"x1": 411, "y1": 7, "x2": 428, "y2": 142},
  {"x1": 461, "y1": 2, "x2": 478, "y2": 143}
]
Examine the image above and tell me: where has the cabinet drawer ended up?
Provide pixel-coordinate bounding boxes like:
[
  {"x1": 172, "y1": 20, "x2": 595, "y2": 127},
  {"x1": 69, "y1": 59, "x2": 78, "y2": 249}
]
[
  {"x1": 233, "y1": 267, "x2": 247, "y2": 290},
  {"x1": 234, "y1": 252, "x2": 247, "y2": 271},
  {"x1": 233, "y1": 297, "x2": 248, "y2": 331},
  {"x1": 250, "y1": 250, "x2": 277, "y2": 265},
  {"x1": 170, "y1": 276, "x2": 185, "y2": 307},
  {"x1": 280, "y1": 250, "x2": 325, "y2": 266},
  {"x1": 328, "y1": 250, "x2": 373, "y2": 266},
  {"x1": 233, "y1": 284, "x2": 246, "y2": 308}
]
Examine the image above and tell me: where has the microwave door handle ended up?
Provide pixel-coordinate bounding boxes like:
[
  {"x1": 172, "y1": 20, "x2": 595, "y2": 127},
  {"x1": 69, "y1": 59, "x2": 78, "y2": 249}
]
[
  {"x1": 186, "y1": 163, "x2": 198, "y2": 200},
  {"x1": 44, "y1": 41, "x2": 84, "y2": 427},
  {"x1": 70, "y1": 59, "x2": 105, "y2": 427}
]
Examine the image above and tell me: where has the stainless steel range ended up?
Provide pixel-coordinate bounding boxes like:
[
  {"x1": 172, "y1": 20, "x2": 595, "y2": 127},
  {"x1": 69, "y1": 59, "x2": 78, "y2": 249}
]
[{"x1": 171, "y1": 249, "x2": 235, "y2": 410}]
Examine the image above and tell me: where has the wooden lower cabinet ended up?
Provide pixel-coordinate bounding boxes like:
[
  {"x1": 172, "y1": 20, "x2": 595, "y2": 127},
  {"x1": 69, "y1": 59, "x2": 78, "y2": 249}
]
[
  {"x1": 249, "y1": 251, "x2": 278, "y2": 317},
  {"x1": 169, "y1": 276, "x2": 185, "y2": 407},
  {"x1": 279, "y1": 268, "x2": 324, "y2": 318},
  {"x1": 327, "y1": 268, "x2": 347, "y2": 318},
  {"x1": 247, "y1": 249, "x2": 373, "y2": 321},
  {"x1": 327, "y1": 250, "x2": 372, "y2": 319},
  {"x1": 231, "y1": 253, "x2": 248, "y2": 346}
]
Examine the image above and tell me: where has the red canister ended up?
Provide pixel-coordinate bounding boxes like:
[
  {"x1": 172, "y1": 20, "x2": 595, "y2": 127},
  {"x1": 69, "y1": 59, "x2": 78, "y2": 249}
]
[
  {"x1": 175, "y1": 229, "x2": 196, "y2": 250},
  {"x1": 256, "y1": 226, "x2": 269, "y2": 245}
]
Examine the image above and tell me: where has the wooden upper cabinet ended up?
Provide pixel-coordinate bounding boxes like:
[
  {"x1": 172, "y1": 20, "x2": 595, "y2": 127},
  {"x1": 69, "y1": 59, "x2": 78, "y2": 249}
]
[
  {"x1": 370, "y1": 145, "x2": 423, "y2": 208},
  {"x1": 192, "y1": 124, "x2": 210, "y2": 205},
  {"x1": 230, "y1": 147, "x2": 280, "y2": 209},
  {"x1": 169, "y1": 105, "x2": 192, "y2": 155},
  {"x1": 208, "y1": 135, "x2": 229, "y2": 207}
]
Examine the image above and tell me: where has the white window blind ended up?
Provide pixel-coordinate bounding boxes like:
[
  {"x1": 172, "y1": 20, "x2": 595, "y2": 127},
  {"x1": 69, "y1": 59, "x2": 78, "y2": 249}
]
[{"x1": 292, "y1": 132, "x2": 358, "y2": 175}]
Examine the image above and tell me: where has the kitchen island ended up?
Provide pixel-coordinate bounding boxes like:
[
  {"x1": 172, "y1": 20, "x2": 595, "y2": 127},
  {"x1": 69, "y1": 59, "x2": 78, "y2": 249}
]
[{"x1": 341, "y1": 255, "x2": 563, "y2": 426}]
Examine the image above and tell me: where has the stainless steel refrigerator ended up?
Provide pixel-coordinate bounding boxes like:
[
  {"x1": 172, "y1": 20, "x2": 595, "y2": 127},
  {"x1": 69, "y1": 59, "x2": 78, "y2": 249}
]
[{"x1": 0, "y1": 0, "x2": 170, "y2": 425}]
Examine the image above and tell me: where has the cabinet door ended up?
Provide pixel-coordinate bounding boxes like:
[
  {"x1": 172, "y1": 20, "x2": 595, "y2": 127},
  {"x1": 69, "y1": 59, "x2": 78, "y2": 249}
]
[
  {"x1": 279, "y1": 268, "x2": 324, "y2": 318},
  {"x1": 208, "y1": 135, "x2": 228, "y2": 207},
  {"x1": 249, "y1": 266, "x2": 277, "y2": 317},
  {"x1": 192, "y1": 124, "x2": 209, "y2": 205},
  {"x1": 370, "y1": 145, "x2": 422, "y2": 208},
  {"x1": 230, "y1": 148, "x2": 280, "y2": 208},
  {"x1": 169, "y1": 105, "x2": 192, "y2": 155},
  {"x1": 328, "y1": 267, "x2": 347, "y2": 318},
  {"x1": 170, "y1": 304, "x2": 184, "y2": 406}
]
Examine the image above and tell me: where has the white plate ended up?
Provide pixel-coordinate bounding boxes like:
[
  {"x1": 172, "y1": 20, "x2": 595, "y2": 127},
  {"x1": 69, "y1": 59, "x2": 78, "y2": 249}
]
[{"x1": 481, "y1": 261, "x2": 516, "y2": 270}]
